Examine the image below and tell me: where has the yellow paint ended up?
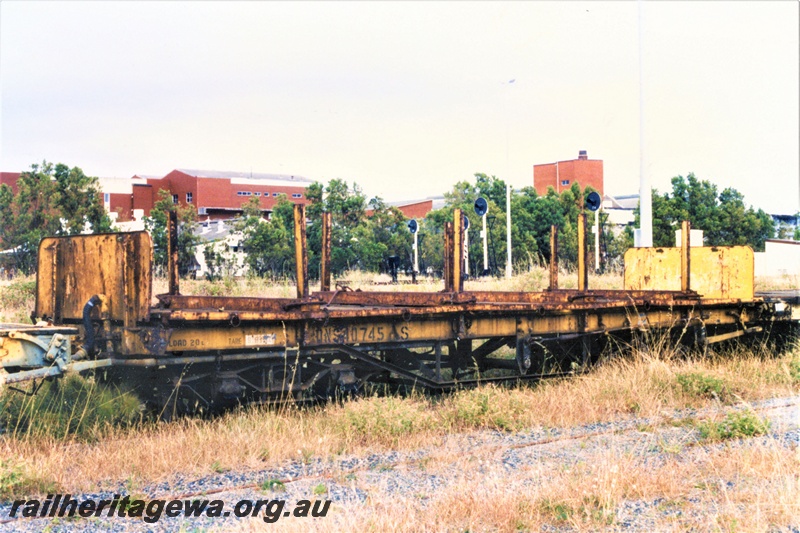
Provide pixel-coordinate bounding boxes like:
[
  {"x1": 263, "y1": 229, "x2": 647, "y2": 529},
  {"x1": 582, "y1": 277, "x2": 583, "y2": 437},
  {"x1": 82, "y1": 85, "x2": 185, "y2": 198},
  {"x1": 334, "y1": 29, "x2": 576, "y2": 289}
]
[{"x1": 624, "y1": 246, "x2": 754, "y2": 300}]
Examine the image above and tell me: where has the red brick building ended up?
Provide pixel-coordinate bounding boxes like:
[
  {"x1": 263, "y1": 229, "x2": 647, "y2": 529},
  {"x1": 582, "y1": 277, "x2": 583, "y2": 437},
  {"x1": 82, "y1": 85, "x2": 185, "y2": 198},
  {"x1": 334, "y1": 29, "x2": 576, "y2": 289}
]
[
  {"x1": 2, "y1": 169, "x2": 314, "y2": 222},
  {"x1": 0, "y1": 172, "x2": 20, "y2": 194},
  {"x1": 366, "y1": 198, "x2": 445, "y2": 220},
  {"x1": 533, "y1": 150, "x2": 604, "y2": 196},
  {"x1": 134, "y1": 169, "x2": 313, "y2": 221}
]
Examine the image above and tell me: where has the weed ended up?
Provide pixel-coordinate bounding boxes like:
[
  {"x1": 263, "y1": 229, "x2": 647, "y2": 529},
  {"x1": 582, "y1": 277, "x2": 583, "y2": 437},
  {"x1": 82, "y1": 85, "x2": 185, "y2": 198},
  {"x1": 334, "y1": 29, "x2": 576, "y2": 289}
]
[
  {"x1": 336, "y1": 395, "x2": 435, "y2": 445},
  {"x1": 0, "y1": 459, "x2": 59, "y2": 500},
  {"x1": 312, "y1": 483, "x2": 327, "y2": 495},
  {"x1": 261, "y1": 479, "x2": 286, "y2": 492},
  {"x1": 676, "y1": 372, "x2": 728, "y2": 401},
  {"x1": 0, "y1": 460, "x2": 24, "y2": 501},
  {"x1": 697, "y1": 411, "x2": 770, "y2": 441},
  {"x1": 210, "y1": 461, "x2": 228, "y2": 474},
  {"x1": 0, "y1": 279, "x2": 36, "y2": 322},
  {"x1": 0, "y1": 374, "x2": 143, "y2": 441},
  {"x1": 789, "y1": 355, "x2": 800, "y2": 383},
  {"x1": 298, "y1": 447, "x2": 314, "y2": 465},
  {"x1": 443, "y1": 386, "x2": 526, "y2": 432}
]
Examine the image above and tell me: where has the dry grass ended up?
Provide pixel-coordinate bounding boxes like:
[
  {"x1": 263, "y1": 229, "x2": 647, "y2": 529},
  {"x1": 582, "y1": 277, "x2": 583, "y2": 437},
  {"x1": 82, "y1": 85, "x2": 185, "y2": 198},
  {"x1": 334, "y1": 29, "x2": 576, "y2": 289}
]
[
  {"x1": 755, "y1": 273, "x2": 800, "y2": 291},
  {"x1": 0, "y1": 275, "x2": 36, "y2": 323},
  {"x1": 2, "y1": 343, "x2": 797, "y2": 500},
  {"x1": 237, "y1": 437, "x2": 798, "y2": 533},
  {"x1": 1, "y1": 270, "x2": 798, "y2": 530}
]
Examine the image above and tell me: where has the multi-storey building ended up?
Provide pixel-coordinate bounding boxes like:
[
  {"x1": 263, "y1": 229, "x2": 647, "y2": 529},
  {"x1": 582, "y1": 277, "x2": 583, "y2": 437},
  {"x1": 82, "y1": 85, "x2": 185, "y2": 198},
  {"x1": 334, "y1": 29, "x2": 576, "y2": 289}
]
[
  {"x1": 3, "y1": 168, "x2": 313, "y2": 223},
  {"x1": 132, "y1": 169, "x2": 313, "y2": 221},
  {"x1": 532, "y1": 150, "x2": 604, "y2": 197}
]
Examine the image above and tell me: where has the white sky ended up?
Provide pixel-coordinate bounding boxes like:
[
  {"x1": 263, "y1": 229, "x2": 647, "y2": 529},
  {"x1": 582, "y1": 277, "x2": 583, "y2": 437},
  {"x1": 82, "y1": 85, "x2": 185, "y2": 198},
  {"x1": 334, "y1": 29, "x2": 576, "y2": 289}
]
[{"x1": 1, "y1": 1, "x2": 798, "y2": 214}]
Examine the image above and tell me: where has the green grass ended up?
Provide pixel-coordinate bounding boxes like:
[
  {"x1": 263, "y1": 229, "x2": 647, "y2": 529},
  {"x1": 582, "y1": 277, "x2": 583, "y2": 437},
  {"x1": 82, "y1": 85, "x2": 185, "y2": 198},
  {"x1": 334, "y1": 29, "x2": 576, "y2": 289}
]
[
  {"x1": 0, "y1": 459, "x2": 60, "y2": 501},
  {"x1": 697, "y1": 411, "x2": 771, "y2": 441},
  {"x1": 261, "y1": 479, "x2": 286, "y2": 492},
  {"x1": 0, "y1": 374, "x2": 143, "y2": 441},
  {"x1": 676, "y1": 371, "x2": 729, "y2": 401},
  {"x1": 0, "y1": 279, "x2": 36, "y2": 322}
]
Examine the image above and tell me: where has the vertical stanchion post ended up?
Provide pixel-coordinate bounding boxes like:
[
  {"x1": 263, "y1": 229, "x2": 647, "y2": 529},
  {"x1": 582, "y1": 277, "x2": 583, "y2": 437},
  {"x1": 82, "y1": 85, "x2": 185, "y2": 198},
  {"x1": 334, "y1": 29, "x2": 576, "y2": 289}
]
[
  {"x1": 577, "y1": 213, "x2": 587, "y2": 291},
  {"x1": 293, "y1": 204, "x2": 308, "y2": 299},
  {"x1": 167, "y1": 210, "x2": 180, "y2": 296},
  {"x1": 444, "y1": 222, "x2": 454, "y2": 292},
  {"x1": 681, "y1": 219, "x2": 691, "y2": 292},
  {"x1": 453, "y1": 208, "x2": 464, "y2": 292},
  {"x1": 549, "y1": 225, "x2": 559, "y2": 291},
  {"x1": 320, "y1": 212, "x2": 331, "y2": 292}
]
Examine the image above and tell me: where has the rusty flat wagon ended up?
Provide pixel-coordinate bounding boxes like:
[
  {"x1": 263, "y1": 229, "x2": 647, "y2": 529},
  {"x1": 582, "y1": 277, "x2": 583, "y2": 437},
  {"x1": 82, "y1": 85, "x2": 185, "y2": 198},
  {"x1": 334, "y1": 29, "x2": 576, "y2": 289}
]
[{"x1": 2, "y1": 207, "x2": 798, "y2": 413}]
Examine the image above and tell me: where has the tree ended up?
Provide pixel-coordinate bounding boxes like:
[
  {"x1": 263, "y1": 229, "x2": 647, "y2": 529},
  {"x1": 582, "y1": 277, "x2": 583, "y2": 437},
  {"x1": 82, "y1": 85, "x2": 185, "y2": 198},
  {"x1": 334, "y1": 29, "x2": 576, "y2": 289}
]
[
  {"x1": 53, "y1": 163, "x2": 114, "y2": 235},
  {"x1": 144, "y1": 189, "x2": 200, "y2": 276},
  {"x1": 509, "y1": 187, "x2": 564, "y2": 265},
  {"x1": 422, "y1": 175, "x2": 508, "y2": 276},
  {"x1": 240, "y1": 195, "x2": 295, "y2": 278},
  {"x1": 634, "y1": 173, "x2": 774, "y2": 250},
  {"x1": 0, "y1": 161, "x2": 114, "y2": 274}
]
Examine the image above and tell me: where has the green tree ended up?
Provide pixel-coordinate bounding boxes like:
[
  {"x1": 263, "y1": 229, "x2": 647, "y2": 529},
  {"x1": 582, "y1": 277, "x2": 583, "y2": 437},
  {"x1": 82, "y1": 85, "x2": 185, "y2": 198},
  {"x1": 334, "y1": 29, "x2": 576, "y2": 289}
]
[
  {"x1": 509, "y1": 187, "x2": 564, "y2": 266},
  {"x1": 241, "y1": 195, "x2": 295, "y2": 277},
  {"x1": 53, "y1": 163, "x2": 114, "y2": 235},
  {"x1": 144, "y1": 189, "x2": 200, "y2": 276},
  {"x1": 634, "y1": 173, "x2": 774, "y2": 250},
  {"x1": 0, "y1": 161, "x2": 114, "y2": 274},
  {"x1": 422, "y1": 175, "x2": 508, "y2": 276}
]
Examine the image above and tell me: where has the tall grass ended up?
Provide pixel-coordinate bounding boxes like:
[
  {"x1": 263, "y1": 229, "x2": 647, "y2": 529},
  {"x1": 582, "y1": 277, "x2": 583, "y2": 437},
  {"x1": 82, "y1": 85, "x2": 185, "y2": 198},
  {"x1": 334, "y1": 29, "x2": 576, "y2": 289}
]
[
  {"x1": 0, "y1": 277, "x2": 36, "y2": 323},
  {"x1": 1, "y1": 341, "x2": 797, "y2": 499},
  {"x1": 0, "y1": 374, "x2": 143, "y2": 441},
  {"x1": 1, "y1": 270, "x2": 797, "y2": 504}
]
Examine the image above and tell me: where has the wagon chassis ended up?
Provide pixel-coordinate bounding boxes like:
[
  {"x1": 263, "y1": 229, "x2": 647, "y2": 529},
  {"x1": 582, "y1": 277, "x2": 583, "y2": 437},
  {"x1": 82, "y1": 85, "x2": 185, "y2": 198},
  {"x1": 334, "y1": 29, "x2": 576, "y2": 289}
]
[{"x1": 2, "y1": 209, "x2": 797, "y2": 414}]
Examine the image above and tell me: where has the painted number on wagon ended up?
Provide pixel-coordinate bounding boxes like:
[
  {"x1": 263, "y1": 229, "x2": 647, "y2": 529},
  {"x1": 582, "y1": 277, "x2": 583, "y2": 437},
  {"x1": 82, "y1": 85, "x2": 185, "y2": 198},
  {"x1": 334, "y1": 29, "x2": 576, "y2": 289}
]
[{"x1": 308, "y1": 324, "x2": 409, "y2": 344}]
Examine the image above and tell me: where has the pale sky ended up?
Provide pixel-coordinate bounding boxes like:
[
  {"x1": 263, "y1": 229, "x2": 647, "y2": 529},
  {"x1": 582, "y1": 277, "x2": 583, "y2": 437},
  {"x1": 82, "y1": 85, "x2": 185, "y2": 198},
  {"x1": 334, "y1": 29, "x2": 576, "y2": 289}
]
[{"x1": 1, "y1": 1, "x2": 798, "y2": 214}]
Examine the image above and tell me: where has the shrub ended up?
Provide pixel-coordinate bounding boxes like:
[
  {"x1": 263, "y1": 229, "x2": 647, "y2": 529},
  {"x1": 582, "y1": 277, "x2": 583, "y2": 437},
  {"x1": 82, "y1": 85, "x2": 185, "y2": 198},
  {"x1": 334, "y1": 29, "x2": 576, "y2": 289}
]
[
  {"x1": 0, "y1": 374, "x2": 143, "y2": 440},
  {"x1": 676, "y1": 372, "x2": 728, "y2": 401},
  {"x1": 697, "y1": 411, "x2": 770, "y2": 441}
]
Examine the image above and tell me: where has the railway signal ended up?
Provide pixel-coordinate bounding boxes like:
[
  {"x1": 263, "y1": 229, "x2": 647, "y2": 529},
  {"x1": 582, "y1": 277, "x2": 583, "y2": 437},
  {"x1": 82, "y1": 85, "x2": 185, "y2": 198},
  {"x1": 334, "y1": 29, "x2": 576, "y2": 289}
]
[
  {"x1": 585, "y1": 191, "x2": 602, "y2": 272},
  {"x1": 408, "y1": 219, "x2": 419, "y2": 277},
  {"x1": 474, "y1": 197, "x2": 490, "y2": 276}
]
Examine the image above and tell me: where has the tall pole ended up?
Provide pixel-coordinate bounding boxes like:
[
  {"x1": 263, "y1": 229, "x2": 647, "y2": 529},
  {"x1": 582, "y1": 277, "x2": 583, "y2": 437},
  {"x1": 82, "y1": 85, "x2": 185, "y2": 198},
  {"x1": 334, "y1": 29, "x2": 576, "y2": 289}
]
[
  {"x1": 637, "y1": 0, "x2": 653, "y2": 247},
  {"x1": 504, "y1": 79, "x2": 514, "y2": 279},
  {"x1": 413, "y1": 230, "x2": 419, "y2": 275},
  {"x1": 594, "y1": 208, "x2": 600, "y2": 272},
  {"x1": 577, "y1": 213, "x2": 587, "y2": 291},
  {"x1": 481, "y1": 213, "x2": 488, "y2": 274},
  {"x1": 505, "y1": 183, "x2": 512, "y2": 278}
]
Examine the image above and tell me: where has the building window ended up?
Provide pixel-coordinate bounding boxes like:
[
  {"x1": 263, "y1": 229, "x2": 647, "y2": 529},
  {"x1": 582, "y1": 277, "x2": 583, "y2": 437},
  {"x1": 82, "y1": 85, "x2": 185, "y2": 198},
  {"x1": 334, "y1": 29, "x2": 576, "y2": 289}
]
[
  {"x1": 172, "y1": 194, "x2": 179, "y2": 204},
  {"x1": 292, "y1": 193, "x2": 303, "y2": 199},
  {"x1": 255, "y1": 192, "x2": 261, "y2": 196},
  {"x1": 186, "y1": 192, "x2": 193, "y2": 203},
  {"x1": 560, "y1": 180, "x2": 570, "y2": 186},
  {"x1": 273, "y1": 192, "x2": 279, "y2": 197}
]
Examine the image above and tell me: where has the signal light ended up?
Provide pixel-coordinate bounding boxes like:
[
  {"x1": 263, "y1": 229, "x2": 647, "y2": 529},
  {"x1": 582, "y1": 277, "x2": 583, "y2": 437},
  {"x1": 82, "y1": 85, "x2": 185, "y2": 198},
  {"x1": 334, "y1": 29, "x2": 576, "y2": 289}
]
[
  {"x1": 474, "y1": 197, "x2": 488, "y2": 217},
  {"x1": 586, "y1": 191, "x2": 601, "y2": 212}
]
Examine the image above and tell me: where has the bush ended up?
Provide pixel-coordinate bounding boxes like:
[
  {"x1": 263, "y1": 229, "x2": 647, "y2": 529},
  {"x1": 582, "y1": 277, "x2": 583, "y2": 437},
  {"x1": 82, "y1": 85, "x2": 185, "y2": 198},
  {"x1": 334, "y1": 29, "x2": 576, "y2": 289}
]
[
  {"x1": 0, "y1": 374, "x2": 143, "y2": 440},
  {"x1": 676, "y1": 372, "x2": 728, "y2": 401},
  {"x1": 697, "y1": 411, "x2": 770, "y2": 441}
]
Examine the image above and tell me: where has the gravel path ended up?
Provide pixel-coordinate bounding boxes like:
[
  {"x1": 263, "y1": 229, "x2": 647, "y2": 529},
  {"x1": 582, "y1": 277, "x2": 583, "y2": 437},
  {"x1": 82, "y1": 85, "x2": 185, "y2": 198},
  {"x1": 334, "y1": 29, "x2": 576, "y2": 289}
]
[{"x1": 2, "y1": 396, "x2": 798, "y2": 532}]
